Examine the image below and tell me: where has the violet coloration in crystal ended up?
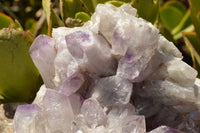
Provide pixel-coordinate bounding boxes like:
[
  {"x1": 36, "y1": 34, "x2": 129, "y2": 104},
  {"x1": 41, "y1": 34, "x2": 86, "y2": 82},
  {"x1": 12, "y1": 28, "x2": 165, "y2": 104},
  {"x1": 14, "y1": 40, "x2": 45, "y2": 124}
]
[{"x1": 14, "y1": 3, "x2": 200, "y2": 133}]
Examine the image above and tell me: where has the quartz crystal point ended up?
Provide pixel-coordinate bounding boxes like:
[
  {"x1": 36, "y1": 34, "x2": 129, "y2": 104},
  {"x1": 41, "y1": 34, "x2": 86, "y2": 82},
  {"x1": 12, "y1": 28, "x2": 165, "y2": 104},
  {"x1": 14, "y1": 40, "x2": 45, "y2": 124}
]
[
  {"x1": 65, "y1": 30, "x2": 116, "y2": 76},
  {"x1": 58, "y1": 72, "x2": 85, "y2": 96},
  {"x1": 14, "y1": 3, "x2": 200, "y2": 133},
  {"x1": 14, "y1": 104, "x2": 48, "y2": 133},
  {"x1": 80, "y1": 97, "x2": 107, "y2": 128},
  {"x1": 91, "y1": 75, "x2": 133, "y2": 106},
  {"x1": 43, "y1": 89, "x2": 74, "y2": 133},
  {"x1": 115, "y1": 19, "x2": 159, "y2": 82},
  {"x1": 73, "y1": 98, "x2": 146, "y2": 133},
  {"x1": 88, "y1": 4, "x2": 137, "y2": 43},
  {"x1": 69, "y1": 93, "x2": 83, "y2": 115},
  {"x1": 149, "y1": 126, "x2": 184, "y2": 133},
  {"x1": 108, "y1": 103, "x2": 136, "y2": 121},
  {"x1": 89, "y1": 3, "x2": 160, "y2": 82},
  {"x1": 30, "y1": 35, "x2": 56, "y2": 89},
  {"x1": 33, "y1": 84, "x2": 48, "y2": 107}
]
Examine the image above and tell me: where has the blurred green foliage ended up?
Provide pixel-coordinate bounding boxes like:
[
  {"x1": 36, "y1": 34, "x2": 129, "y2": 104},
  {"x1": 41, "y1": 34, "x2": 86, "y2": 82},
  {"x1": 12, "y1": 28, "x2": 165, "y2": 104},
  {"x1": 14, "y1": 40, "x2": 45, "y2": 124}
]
[
  {"x1": 0, "y1": 27, "x2": 42, "y2": 103},
  {"x1": 183, "y1": 0, "x2": 200, "y2": 77},
  {"x1": 0, "y1": 0, "x2": 200, "y2": 103}
]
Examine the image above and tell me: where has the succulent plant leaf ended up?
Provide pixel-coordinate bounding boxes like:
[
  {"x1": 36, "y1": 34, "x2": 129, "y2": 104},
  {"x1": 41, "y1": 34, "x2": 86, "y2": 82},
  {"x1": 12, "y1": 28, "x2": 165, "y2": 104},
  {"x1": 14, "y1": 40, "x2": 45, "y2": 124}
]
[
  {"x1": 105, "y1": 1, "x2": 125, "y2": 7},
  {"x1": 183, "y1": 32, "x2": 200, "y2": 77},
  {"x1": 189, "y1": 0, "x2": 200, "y2": 39},
  {"x1": 0, "y1": 12, "x2": 14, "y2": 30},
  {"x1": 132, "y1": 0, "x2": 159, "y2": 24},
  {"x1": 0, "y1": 28, "x2": 42, "y2": 103},
  {"x1": 75, "y1": 12, "x2": 90, "y2": 22}
]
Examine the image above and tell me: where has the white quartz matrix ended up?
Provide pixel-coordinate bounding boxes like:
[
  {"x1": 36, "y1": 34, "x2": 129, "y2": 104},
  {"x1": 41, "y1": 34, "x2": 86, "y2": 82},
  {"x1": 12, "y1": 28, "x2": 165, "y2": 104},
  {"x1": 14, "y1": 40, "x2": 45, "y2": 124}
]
[{"x1": 13, "y1": 3, "x2": 200, "y2": 133}]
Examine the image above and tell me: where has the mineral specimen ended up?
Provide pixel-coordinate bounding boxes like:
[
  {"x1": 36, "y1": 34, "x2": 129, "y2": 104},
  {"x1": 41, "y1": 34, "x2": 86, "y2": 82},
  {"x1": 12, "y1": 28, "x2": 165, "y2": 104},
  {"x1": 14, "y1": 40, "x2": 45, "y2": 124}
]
[{"x1": 14, "y1": 3, "x2": 200, "y2": 133}]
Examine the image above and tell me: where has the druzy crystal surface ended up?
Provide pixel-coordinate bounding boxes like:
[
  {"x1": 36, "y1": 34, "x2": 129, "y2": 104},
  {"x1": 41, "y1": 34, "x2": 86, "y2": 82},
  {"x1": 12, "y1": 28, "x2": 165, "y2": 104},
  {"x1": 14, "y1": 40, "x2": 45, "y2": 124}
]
[{"x1": 14, "y1": 3, "x2": 200, "y2": 133}]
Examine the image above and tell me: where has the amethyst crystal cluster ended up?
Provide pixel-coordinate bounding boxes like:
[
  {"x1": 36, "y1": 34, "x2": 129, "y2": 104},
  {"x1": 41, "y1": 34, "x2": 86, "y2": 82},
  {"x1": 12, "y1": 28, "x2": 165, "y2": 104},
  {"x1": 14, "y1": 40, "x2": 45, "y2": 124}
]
[{"x1": 14, "y1": 4, "x2": 200, "y2": 133}]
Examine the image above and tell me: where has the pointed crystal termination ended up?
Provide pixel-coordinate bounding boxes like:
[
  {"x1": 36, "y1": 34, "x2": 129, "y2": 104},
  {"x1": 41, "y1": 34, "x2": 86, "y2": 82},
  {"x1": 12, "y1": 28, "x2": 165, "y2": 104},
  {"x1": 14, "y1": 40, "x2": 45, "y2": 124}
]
[
  {"x1": 80, "y1": 97, "x2": 107, "y2": 128},
  {"x1": 32, "y1": 84, "x2": 47, "y2": 107},
  {"x1": 72, "y1": 98, "x2": 146, "y2": 133},
  {"x1": 65, "y1": 30, "x2": 116, "y2": 76},
  {"x1": 166, "y1": 59, "x2": 197, "y2": 87},
  {"x1": 115, "y1": 18, "x2": 159, "y2": 82},
  {"x1": 120, "y1": 115, "x2": 146, "y2": 133},
  {"x1": 69, "y1": 93, "x2": 83, "y2": 115},
  {"x1": 149, "y1": 126, "x2": 184, "y2": 133},
  {"x1": 14, "y1": 104, "x2": 43, "y2": 133},
  {"x1": 108, "y1": 104, "x2": 146, "y2": 133},
  {"x1": 53, "y1": 46, "x2": 80, "y2": 87},
  {"x1": 89, "y1": 3, "x2": 160, "y2": 82},
  {"x1": 58, "y1": 72, "x2": 85, "y2": 96},
  {"x1": 43, "y1": 89, "x2": 74, "y2": 133},
  {"x1": 91, "y1": 75, "x2": 133, "y2": 106},
  {"x1": 108, "y1": 103, "x2": 136, "y2": 121},
  {"x1": 88, "y1": 4, "x2": 137, "y2": 43},
  {"x1": 30, "y1": 35, "x2": 56, "y2": 89}
]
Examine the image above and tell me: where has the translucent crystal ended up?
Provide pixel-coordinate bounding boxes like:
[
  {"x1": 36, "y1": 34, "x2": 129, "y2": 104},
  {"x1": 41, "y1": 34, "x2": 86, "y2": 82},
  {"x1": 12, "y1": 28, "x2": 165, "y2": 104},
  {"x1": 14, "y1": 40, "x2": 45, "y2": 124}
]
[
  {"x1": 32, "y1": 84, "x2": 47, "y2": 107},
  {"x1": 65, "y1": 30, "x2": 116, "y2": 76},
  {"x1": 108, "y1": 103, "x2": 136, "y2": 121},
  {"x1": 149, "y1": 126, "x2": 184, "y2": 133},
  {"x1": 88, "y1": 4, "x2": 137, "y2": 42},
  {"x1": 14, "y1": 104, "x2": 44, "y2": 133},
  {"x1": 81, "y1": 97, "x2": 107, "y2": 128},
  {"x1": 140, "y1": 80, "x2": 196, "y2": 103},
  {"x1": 58, "y1": 72, "x2": 85, "y2": 96},
  {"x1": 120, "y1": 115, "x2": 146, "y2": 133},
  {"x1": 71, "y1": 114, "x2": 91, "y2": 133},
  {"x1": 132, "y1": 49, "x2": 164, "y2": 82},
  {"x1": 166, "y1": 59, "x2": 197, "y2": 87},
  {"x1": 69, "y1": 93, "x2": 83, "y2": 115},
  {"x1": 30, "y1": 35, "x2": 56, "y2": 88},
  {"x1": 91, "y1": 75, "x2": 133, "y2": 106},
  {"x1": 108, "y1": 114, "x2": 146, "y2": 133},
  {"x1": 53, "y1": 47, "x2": 80, "y2": 87},
  {"x1": 43, "y1": 89, "x2": 74, "y2": 132},
  {"x1": 115, "y1": 19, "x2": 159, "y2": 82},
  {"x1": 158, "y1": 36, "x2": 182, "y2": 59}
]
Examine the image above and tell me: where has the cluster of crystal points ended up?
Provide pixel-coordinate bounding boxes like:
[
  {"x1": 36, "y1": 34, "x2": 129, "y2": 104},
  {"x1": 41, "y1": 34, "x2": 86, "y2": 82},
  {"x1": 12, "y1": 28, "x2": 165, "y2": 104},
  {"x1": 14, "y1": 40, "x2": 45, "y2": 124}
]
[{"x1": 14, "y1": 3, "x2": 200, "y2": 133}]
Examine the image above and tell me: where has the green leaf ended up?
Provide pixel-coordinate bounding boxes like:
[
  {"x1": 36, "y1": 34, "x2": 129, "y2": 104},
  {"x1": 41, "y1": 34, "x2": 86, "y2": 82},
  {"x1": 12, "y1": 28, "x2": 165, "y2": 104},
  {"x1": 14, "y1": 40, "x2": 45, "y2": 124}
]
[
  {"x1": 170, "y1": 10, "x2": 194, "y2": 40},
  {"x1": 164, "y1": 0, "x2": 186, "y2": 15},
  {"x1": 0, "y1": 12, "x2": 14, "y2": 29},
  {"x1": 160, "y1": 0, "x2": 187, "y2": 32},
  {"x1": 80, "y1": 0, "x2": 131, "y2": 15},
  {"x1": 9, "y1": 19, "x2": 23, "y2": 31},
  {"x1": 172, "y1": 10, "x2": 192, "y2": 35},
  {"x1": 160, "y1": 26, "x2": 174, "y2": 42},
  {"x1": 173, "y1": 25, "x2": 194, "y2": 41},
  {"x1": 42, "y1": 0, "x2": 64, "y2": 36},
  {"x1": 75, "y1": 12, "x2": 90, "y2": 22},
  {"x1": 0, "y1": 28, "x2": 43, "y2": 103},
  {"x1": 160, "y1": 6, "x2": 183, "y2": 31},
  {"x1": 42, "y1": 0, "x2": 51, "y2": 25},
  {"x1": 106, "y1": 1, "x2": 125, "y2": 7},
  {"x1": 25, "y1": 18, "x2": 37, "y2": 34},
  {"x1": 132, "y1": 0, "x2": 159, "y2": 24},
  {"x1": 189, "y1": 0, "x2": 200, "y2": 39},
  {"x1": 183, "y1": 32, "x2": 200, "y2": 77},
  {"x1": 80, "y1": 0, "x2": 96, "y2": 13},
  {"x1": 51, "y1": 9, "x2": 65, "y2": 27},
  {"x1": 60, "y1": 0, "x2": 86, "y2": 21}
]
